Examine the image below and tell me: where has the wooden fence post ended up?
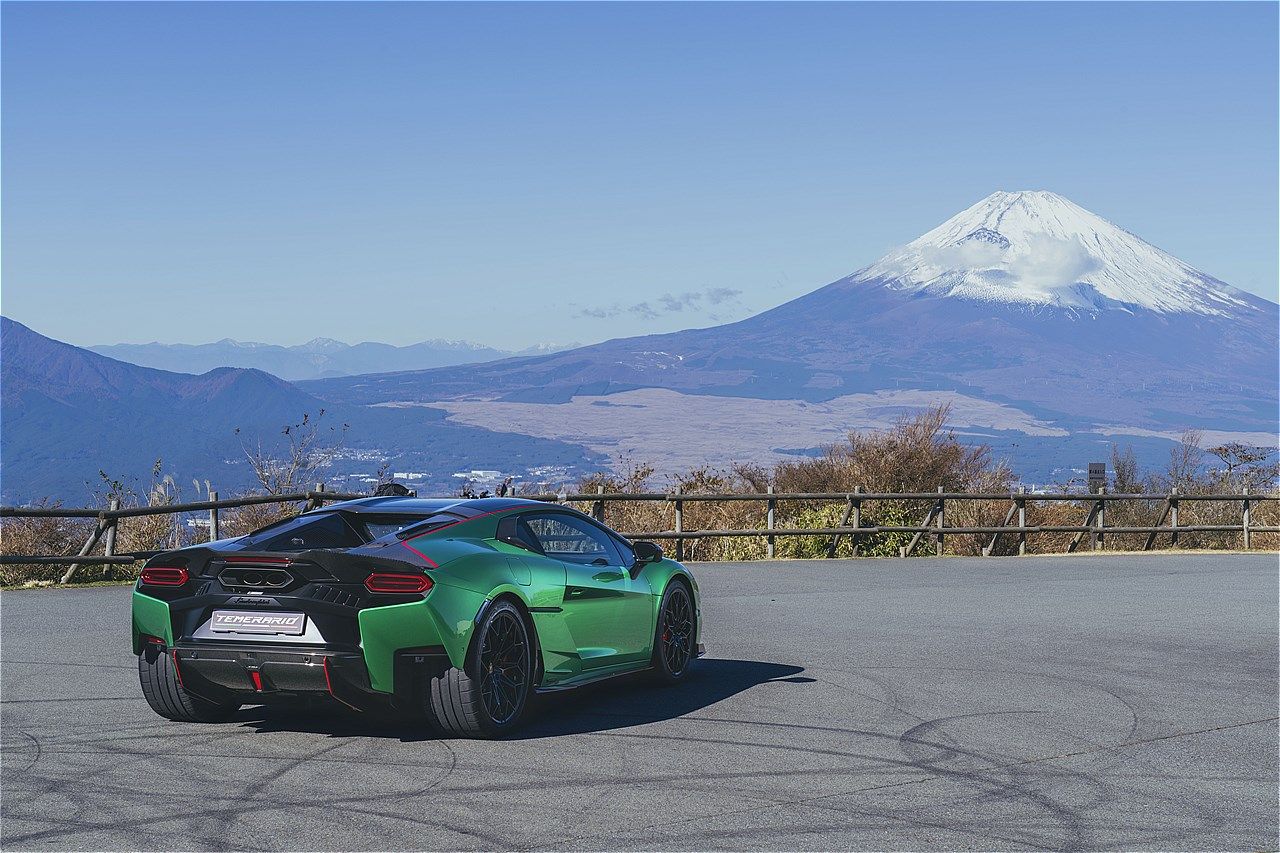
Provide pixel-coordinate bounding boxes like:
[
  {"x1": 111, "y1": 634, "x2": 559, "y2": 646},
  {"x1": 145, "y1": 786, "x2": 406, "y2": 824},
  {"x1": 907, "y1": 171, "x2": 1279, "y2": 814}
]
[
  {"x1": 1170, "y1": 487, "x2": 1179, "y2": 547},
  {"x1": 209, "y1": 490, "x2": 220, "y2": 542},
  {"x1": 851, "y1": 487, "x2": 862, "y2": 556},
  {"x1": 984, "y1": 497, "x2": 1019, "y2": 557},
  {"x1": 935, "y1": 486, "x2": 945, "y2": 556},
  {"x1": 674, "y1": 492, "x2": 684, "y2": 562},
  {"x1": 1242, "y1": 486, "x2": 1251, "y2": 550},
  {"x1": 103, "y1": 499, "x2": 119, "y2": 558},
  {"x1": 309, "y1": 483, "x2": 326, "y2": 511},
  {"x1": 902, "y1": 498, "x2": 942, "y2": 558},
  {"x1": 826, "y1": 487, "x2": 860, "y2": 558},
  {"x1": 60, "y1": 513, "x2": 109, "y2": 584},
  {"x1": 1017, "y1": 487, "x2": 1027, "y2": 556},
  {"x1": 592, "y1": 485, "x2": 605, "y2": 523},
  {"x1": 1068, "y1": 496, "x2": 1104, "y2": 554},
  {"x1": 1094, "y1": 488, "x2": 1105, "y2": 551},
  {"x1": 766, "y1": 485, "x2": 776, "y2": 559},
  {"x1": 1142, "y1": 495, "x2": 1174, "y2": 551}
]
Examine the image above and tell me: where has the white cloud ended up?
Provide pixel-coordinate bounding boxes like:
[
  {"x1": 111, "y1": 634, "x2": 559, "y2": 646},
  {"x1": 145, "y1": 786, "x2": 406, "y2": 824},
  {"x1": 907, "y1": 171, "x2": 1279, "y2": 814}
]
[
  {"x1": 1008, "y1": 234, "x2": 1101, "y2": 289},
  {"x1": 901, "y1": 234, "x2": 1101, "y2": 291},
  {"x1": 575, "y1": 287, "x2": 745, "y2": 320}
]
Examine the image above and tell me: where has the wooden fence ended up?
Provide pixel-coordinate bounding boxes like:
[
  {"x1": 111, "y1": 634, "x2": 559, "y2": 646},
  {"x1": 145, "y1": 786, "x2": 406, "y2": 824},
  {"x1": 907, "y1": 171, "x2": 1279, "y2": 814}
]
[{"x1": 2, "y1": 486, "x2": 1275, "y2": 582}]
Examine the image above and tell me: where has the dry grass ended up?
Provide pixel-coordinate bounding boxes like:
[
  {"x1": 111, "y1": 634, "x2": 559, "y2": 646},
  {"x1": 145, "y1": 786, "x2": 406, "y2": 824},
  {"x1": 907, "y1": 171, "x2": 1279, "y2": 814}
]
[{"x1": 0, "y1": 502, "x2": 96, "y2": 585}]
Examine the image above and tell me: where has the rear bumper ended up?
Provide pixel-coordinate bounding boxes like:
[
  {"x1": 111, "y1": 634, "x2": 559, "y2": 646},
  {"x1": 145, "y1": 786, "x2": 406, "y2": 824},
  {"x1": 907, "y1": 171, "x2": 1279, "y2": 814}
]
[
  {"x1": 172, "y1": 641, "x2": 450, "y2": 712},
  {"x1": 134, "y1": 587, "x2": 468, "y2": 702}
]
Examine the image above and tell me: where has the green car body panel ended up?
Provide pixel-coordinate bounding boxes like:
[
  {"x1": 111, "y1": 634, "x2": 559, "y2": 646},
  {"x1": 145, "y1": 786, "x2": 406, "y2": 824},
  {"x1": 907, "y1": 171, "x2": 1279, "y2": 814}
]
[
  {"x1": 384, "y1": 510, "x2": 702, "y2": 692},
  {"x1": 130, "y1": 497, "x2": 702, "y2": 709},
  {"x1": 131, "y1": 591, "x2": 174, "y2": 654}
]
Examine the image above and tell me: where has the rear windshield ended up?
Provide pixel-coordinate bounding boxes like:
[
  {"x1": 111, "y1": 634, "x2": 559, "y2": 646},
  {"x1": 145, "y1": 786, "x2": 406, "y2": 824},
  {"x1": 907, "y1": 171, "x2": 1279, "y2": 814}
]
[
  {"x1": 360, "y1": 514, "x2": 438, "y2": 541},
  {"x1": 241, "y1": 513, "x2": 368, "y2": 552},
  {"x1": 242, "y1": 510, "x2": 459, "y2": 551},
  {"x1": 393, "y1": 512, "x2": 467, "y2": 540}
]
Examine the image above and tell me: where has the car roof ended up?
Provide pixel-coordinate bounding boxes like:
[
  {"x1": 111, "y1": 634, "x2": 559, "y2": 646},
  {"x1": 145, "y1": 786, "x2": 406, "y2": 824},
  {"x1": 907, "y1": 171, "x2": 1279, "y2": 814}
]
[{"x1": 318, "y1": 496, "x2": 545, "y2": 517}]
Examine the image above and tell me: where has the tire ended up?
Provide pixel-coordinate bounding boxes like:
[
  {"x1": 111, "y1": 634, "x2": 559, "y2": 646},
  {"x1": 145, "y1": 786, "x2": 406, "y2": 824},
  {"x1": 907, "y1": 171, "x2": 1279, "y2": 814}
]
[
  {"x1": 137, "y1": 645, "x2": 239, "y2": 723},
  {"x1": 651, "y1": 579, "x2": 696, "y2": 684},
  {"x1": 424, "y1": 599, "x2": 534, "y2": 738}
]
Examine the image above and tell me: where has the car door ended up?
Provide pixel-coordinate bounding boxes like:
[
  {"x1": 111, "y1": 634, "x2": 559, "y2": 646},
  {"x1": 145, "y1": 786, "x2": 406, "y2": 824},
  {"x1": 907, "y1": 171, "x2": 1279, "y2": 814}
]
[
  {"x1": 606, "y1": 534, "x2": 658, "y2": 663},
  {"x1": 522, "y1": 511, "x2": 633, "y2": 669}
]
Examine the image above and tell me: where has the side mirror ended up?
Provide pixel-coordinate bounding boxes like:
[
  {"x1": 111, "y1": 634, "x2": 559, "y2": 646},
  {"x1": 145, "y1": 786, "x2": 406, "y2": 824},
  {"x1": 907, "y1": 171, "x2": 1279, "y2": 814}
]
[
  {"x1": 633, "y1": 541, "x2": 663, "y2": 565},
  {"x1": 629, "y1": 540, "x2": 663, "y2": 579}
]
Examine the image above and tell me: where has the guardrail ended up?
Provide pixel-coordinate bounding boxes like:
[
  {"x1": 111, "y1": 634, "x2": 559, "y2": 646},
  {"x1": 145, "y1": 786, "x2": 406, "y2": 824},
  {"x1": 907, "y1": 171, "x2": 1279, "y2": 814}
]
[
  {"x1": 3, "y1": 485, "x2": 1276, "y2": 582},
  {"x1": 576, "y1": 487, "x2": 1278, "y2": 560}
]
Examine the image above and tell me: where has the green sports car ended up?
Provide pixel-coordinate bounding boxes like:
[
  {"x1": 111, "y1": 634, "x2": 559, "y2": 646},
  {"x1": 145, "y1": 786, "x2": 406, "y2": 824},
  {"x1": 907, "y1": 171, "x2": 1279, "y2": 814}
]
[{"x1": 131, "y1": 496, "x2": 703, "y2": 737}]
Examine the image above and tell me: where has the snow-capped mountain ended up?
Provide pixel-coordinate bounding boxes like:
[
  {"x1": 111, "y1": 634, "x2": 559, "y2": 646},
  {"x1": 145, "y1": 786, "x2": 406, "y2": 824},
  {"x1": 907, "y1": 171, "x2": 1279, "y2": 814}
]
[
  {"x1": 857, "y1": 190, "x2": 1255, "y2": 316},
  {"x1": 303, "y1": 190, "x2": 1277, "y2": 482}
]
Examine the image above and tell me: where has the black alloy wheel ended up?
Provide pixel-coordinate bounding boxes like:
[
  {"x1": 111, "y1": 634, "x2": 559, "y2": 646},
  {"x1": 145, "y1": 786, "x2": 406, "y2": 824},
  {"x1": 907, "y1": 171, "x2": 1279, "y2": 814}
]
[
  {"x1": 478, "y1": 607, "x2": 530, "y2": 725},
  {"x1": 658, "y1": 583, "x2": 694, "y2": 677},
  {"x1": 424, "y1": 599, "x2": 536, "y2": 738}
]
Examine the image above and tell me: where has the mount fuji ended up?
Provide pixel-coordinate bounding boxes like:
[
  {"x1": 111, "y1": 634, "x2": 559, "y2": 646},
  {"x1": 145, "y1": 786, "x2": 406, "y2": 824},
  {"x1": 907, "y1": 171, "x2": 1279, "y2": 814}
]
[
  {"x1": 859, "y1": 190, "x2": 1256, "y2": 317},
  {"x1": 303, "y1": 190, "x2": 1277, "y2": 482}
]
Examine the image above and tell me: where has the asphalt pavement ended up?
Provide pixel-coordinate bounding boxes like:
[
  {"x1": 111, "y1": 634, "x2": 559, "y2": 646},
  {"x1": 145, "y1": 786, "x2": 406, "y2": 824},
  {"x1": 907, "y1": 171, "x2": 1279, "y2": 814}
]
[{"x1": 2, "y1": 553, "x2": 1277, "y2": 851}]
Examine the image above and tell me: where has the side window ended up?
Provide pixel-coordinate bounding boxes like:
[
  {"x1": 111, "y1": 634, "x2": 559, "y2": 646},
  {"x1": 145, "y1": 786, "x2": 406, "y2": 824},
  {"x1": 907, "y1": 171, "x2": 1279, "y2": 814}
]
[
  {"x1": 611, "y1": 535, "x2": 635, "y2": 567},
  {"x1": 496, "y1": 515, "x2": 544, "y2": 554},
  {"x1": 523, "y1": 513, "x2": 622, "y2": 566}
]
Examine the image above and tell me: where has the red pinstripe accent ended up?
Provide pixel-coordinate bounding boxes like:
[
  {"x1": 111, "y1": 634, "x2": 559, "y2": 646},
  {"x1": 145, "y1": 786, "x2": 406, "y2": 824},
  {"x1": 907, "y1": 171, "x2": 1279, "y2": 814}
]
[
  {"x1": 400, "y1": 540, "x2": 439, "y2": 567},
  {"x1": 401, "y1": 507, "x2": 517, "y2": 567},
  {"x1": 323, "y1": 658, "x2": 362, "y2": 712},
  {"x1": 171, "y1": 650, "x2": 184, "y2": 687},
  {"x1": 250, "y1": 671, "x2": 263, "y2": 691}
]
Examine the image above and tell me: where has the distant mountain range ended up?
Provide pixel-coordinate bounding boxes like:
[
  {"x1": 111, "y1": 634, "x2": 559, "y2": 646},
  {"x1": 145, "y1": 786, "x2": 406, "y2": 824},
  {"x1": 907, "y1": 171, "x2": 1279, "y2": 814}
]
[
  {"x1": 88, "y1": 337, "x2": 576, "y2": 381},
  {"x1": 4, "y1": 190, "x2": 1275, "y2": 501},
  {"x1": 1, "y1": 318, "x2": 601, "y2": 504}
]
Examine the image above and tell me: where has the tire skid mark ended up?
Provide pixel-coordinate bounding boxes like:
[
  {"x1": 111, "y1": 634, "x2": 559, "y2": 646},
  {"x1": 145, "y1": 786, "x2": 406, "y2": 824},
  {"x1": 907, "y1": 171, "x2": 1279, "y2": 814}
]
[
  {"x1": 835, "y1": 662, "x2": 1150, "y2": 772},
  {"x1": 8, "y1": 730, "x2": 43, "y2": 773},
  {"x1": 7, "y1": 732, "x2": 490, "y2": 849},
  {"x1": 8, "y1": 760, "x2": 913, "y2": 809},
  {"x1": 2, "y1": 727, "x2": 260, "y2": 813},
  {"x1": 536, "y1": 716, "x2": 1278, "y2": 851},
  {"x1": 4, "y1": 760, "x2": 518, "y2": 851},
  {"x1": 849, "y1": 663, "x2": 1145, "y2": 742}
]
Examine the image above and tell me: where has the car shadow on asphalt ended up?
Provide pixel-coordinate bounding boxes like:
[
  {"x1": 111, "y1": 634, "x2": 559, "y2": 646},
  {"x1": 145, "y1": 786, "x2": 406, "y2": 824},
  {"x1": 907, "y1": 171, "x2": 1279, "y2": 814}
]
[
  {"x1": 517, "y1": 658, "x2": 811, "y2": 739},
  {"x1": 234, "y1": 700, "x2": 439, "y2": 742},
  {"x1": 232, "y1": 658, "x2": 809, "y2": 742}
]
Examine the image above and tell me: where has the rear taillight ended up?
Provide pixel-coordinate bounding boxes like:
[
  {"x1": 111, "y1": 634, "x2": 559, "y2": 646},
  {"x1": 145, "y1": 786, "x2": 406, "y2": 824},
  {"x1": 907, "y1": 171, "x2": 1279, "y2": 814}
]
[
  {"x1": 140, "y1": 566, "x2": 188, "y2": 586},
  {"x1": 364, "y1": 572, "x2": 433, "y2": 594}
]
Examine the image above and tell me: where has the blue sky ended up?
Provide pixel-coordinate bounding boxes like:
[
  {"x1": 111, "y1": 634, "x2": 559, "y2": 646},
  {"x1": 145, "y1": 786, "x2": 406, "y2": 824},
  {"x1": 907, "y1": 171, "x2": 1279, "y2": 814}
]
[{"x1": 3, "y1": 1, "x2": 1276, "y2": 349}]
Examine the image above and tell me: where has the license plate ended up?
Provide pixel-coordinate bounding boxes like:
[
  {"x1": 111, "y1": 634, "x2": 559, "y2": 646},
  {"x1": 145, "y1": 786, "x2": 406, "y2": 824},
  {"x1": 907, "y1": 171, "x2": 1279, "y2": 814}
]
[{"x1": 210, "y1": 610, "x2": 306, "y2": 636}]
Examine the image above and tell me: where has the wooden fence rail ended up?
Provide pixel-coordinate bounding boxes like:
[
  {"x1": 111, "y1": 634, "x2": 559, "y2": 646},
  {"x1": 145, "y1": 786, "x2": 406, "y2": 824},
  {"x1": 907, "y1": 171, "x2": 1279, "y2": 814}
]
[{"x1": 2, "y1": 488, "x2": 1276, "y2": 581}]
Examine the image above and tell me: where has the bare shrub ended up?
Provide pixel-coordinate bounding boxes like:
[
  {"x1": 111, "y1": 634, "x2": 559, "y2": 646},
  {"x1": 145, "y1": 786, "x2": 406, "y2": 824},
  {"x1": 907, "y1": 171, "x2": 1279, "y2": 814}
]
[
  {"x1": 0, "y1": 501, "x2": 95, "y2": 585},
  {"x1": 212, "y1": 411, "x2": 352, "y2": 540},
  {"x1": 771, "y1": 404, "x2": 1013, "y2": 556},
  {"x1": 239, "y1": 411, "x2": 348, "y2": 495},
  {"x1": 219, "y1": 500, "x2": 299, "y2": 539},
  {"x1": 576, "y1": 405, "x2": 1016, "y2": 559}
]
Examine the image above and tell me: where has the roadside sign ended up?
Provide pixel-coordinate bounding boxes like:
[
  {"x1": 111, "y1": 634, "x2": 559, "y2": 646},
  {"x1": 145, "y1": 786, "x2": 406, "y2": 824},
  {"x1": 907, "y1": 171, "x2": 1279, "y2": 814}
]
[{"x1": 1088, "y1": 462, "x2": 1106, "y2": 493}]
